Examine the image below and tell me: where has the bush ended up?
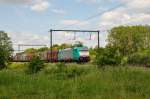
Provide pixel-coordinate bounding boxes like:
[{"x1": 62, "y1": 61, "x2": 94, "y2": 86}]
[
  {"x1": 128, "y1": 50, "x2": 150, "y2": 66},
  {"x1": 89, "y1": 48, "x2": 97, "y2": 63},
  {"x1": 95, "y1": 47, "x2": 122, "y2": 67},
  {"x1": 121, "y1": 56, "x2": 128, "y2": 66},
  {"x1": 26, "y1": 56, "x2": 45, "y2": 74}
]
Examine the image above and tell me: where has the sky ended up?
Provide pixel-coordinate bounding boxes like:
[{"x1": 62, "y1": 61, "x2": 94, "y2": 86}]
[{"x1": 0, "y1": 0, "x2": 150, "y2": 51}]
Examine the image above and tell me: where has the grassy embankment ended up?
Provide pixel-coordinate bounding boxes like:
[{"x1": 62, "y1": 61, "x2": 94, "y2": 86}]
[{"x1": 0, "y1": 63, "x2": 150, "y2": 99}]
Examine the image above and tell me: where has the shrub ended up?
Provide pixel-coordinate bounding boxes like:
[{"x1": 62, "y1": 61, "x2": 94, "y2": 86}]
[
  {"x1": 128, "y1": 50, "x2": 150, "y2": 66},
  {"x1": 26, "y1": 56, "x2": 45, "y2": 74},
  {"x1": 121, "y1": 56, "x2": 128, "y2": 66},
  {"x1": 89, "y1": 48, "x2": 97, "y2": 63},
  {"x1": 95, "y1": 47, "x2": 122, "y2": 67}
]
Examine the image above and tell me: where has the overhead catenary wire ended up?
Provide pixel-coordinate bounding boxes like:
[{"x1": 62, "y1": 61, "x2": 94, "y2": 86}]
[
  {"x1": 59, "y1": 4, "x2": 124, "y2": 30},
  {"x1": 49, "y1": 4, "x2": 124, "y2": 48}
]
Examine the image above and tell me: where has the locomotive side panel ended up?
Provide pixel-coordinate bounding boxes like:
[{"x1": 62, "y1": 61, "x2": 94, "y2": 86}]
[{"x1": 60, "y1": 48, "x2": 73, "y2": 61}]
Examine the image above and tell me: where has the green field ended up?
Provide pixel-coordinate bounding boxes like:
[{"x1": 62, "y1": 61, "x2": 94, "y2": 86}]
[{"x1": 0, "y1": 63, "x2": 150, "y2": 99}]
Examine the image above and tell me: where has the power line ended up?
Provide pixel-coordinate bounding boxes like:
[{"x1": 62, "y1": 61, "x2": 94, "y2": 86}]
[{"x1": 59, "y1": 4, "x2": 124, "y2": 29}]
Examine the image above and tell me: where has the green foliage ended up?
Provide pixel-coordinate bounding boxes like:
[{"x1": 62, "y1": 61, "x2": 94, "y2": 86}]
[
  {"x1": 8, "y1": 62, "x2": 27, "y2": 70},
  {"x1": 106, "y1": 25, "x2": 150, "y2": 66},
  {"x1": 37, "y1": 47, "x2": 49, "y2": 52},
  {"x1": 121, "y1": 56, "x2": 128, "y2": 66},
  {"x1": 128, "y1": 49, "x2": 150, "y2": 66},
  {"x1": 73, "y1": 41, "x2": 83, "y2": 47},
  {"x1": 56, "y1": 62, "x2": 66, "y2": 72},
  {"x1": 89, "y1": 48, "x2": 97, "y2": 63},
  {"x1": 0, "y1": 66, "x2": 150, "y2": 99},
  {"x1": 52, "y1": 42, "x2": 84, "y2": 49},
  {"x1": 54, "y1": 63, "x2": 87, "y2": 79},
  {"x1": 64, "y1": 65, "x2": 87, "y2": 78},
  {"x1": 21, "y1": 43, "x2": 73, "y2": 55},
  {"x1": 95, "y1": 47, "x2": 122, "y2": 67},
  {"x1": 55, "y1": 43, "x2": 72, "y2": 49},
  {"x1": 24, "y1": 48, "x2": 37, "y2": 54},
  {"x1": 107, "y1": 25, "x2": 150, "y2": 56},
  {"x1": 23, "y1": 47, "x2": 49, "y2": 54},
  {"x1": 0, "y1": 31, "x2": 13, "y2": 69},
  {"x1": 27, "y1": 56, "x2": 45, "y2": 74}
]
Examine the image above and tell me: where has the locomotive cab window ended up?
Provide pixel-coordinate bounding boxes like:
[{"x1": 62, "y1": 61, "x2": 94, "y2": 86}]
[{"x1": 80, "y1": 50, "x2": 89, "y2": 56}]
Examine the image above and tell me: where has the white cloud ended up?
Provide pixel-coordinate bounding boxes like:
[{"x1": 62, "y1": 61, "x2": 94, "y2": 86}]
[
  {"x1": 99, "y1": 0, "x2": 150, "y2": 29},
  {"x1": 5, "y1": 0, "x2": 150, "y2": 48},
  {"x1": 31, "y1": 0, "x2": 50, "y2": 12},
  {"x1": 128, "y1": 0, "x2": 150, "y2": 9},
  {"x1": 8, "y1": 31, "x2": 49, "y2": 51},
  {"x1": 0, "y1": 0, "x2": 50, "y2": 12},
  {"x1": 95, "y1": 0, "x2": 150, "y2": 46},
  {"x1": 52, "y1": 9, "x2": 66, "y2": 15}
]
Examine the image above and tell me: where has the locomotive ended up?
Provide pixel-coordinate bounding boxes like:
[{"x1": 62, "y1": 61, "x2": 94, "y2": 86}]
[{"x1": 12, "y1": 46, "x2": 90, "y2": 62}]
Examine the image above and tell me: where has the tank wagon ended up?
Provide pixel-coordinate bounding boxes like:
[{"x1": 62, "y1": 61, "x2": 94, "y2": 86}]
[{"x1": 12, "y1": 46, "x2": 90, "y2": 62}]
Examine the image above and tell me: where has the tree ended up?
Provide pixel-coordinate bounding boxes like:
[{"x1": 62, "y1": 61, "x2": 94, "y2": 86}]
[
  {"x1": 107, "y1": 25, "x2": 150, "y2": 56},
  {"x1": 27, "y1": 56, "x2": 45, "y2": 74},
  {"x1": 37, "y1": 47, "x2": 48, "y2": 52},
  {"x1": 95, "y1": 47, "x2": 122, "y2": 66},
  {"x1": 73, "y1": 41, "x2": 83, "y2": 47},
  {"x1": 0, "y1": 31, "x2": 13, "y2": 69},
  {"x1": 52, "y1": 44, "x2": 59, "y2": 49},
  {"x1": 59, "y1": 43, "x2": 72, "y2": 49},
  {"x1": 24, "y1": 48, "x2": 37, "y2": 54}
]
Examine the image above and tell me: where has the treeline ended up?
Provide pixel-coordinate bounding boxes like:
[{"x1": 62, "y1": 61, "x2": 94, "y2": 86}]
[
  {"x1": 96, "y1": 25, "x2": 150, "y2": 66},
  {"x1": 1, "y1": 25, "x2": 150, "y2": 69},
  {"x1": 23, "y1": 41, "x2": 84, "y2": 54}
]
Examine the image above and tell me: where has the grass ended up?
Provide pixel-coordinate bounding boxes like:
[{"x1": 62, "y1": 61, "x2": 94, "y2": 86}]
[{"x1": 0, "y1": 63, "x2": 150, "y2": 99}]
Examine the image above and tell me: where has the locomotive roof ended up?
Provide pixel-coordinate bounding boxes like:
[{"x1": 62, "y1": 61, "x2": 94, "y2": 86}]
[{"x1": 74, "y1": 46, "x2": 88, "y2": 50}]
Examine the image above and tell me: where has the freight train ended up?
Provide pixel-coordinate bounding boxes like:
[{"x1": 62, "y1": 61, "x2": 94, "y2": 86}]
[{"x1": 12, "y1": 46, "x2": 90, "y2": 62}]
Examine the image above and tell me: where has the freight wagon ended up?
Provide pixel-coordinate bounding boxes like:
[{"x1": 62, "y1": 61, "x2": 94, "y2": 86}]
[
  {"x1": 38, "y1": 49, "x2": 58, "y2": 62},
  {"x1": 12, "y1": 46, "x2": 90, "y2": 63}
]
